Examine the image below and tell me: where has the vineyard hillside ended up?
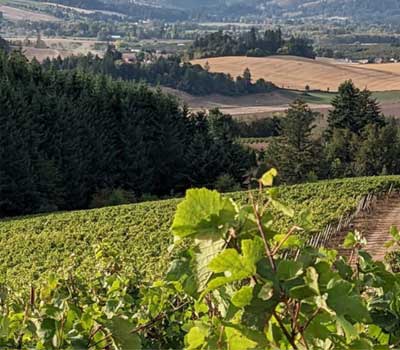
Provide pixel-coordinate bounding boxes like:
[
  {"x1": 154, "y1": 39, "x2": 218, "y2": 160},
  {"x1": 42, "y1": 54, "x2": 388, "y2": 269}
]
[{"x1": 1, "y1": 176, "x2": 400, "y2": 291}]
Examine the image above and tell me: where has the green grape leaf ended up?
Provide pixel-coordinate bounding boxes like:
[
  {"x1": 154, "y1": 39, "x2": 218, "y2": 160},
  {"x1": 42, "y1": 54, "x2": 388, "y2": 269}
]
[
  {"x1": 336, "y1": 315, "x2": 358, "y2": 343},
  {"x1": 305, "y1": 267, "x2": 320, "y2": 295},
  {"x1": 171, "y1": 188, "x2": 236, "y2": 239},
  {"x1": 209, "y1": 239, "x2": 264, "y2": 281},
  {"x1": 36, "y1": 318, "x2": 56, "y2": 343},
  {"x1": 258, "y1": 281, "x2": 274, "y2": 301},
  {"x1": 232, "y1": 286, "x2": 254, "y2": 308},
  {"x1": 194, "y1": 236, "x2": 226, "y2": 292},
  {"x1": 273, "y1": 234, "x2": 302, "y2": 250},
  {"x1": 225, "y1": 326, "x2": 258, "y2": 350},
  {"x1": 327, "y1": 280, "x2": 371, "y2": 322},
  {"x1": 349, "y1": 339, "x2": 374, "y2": 350},
  {"x1": 260, "y1": 168, "x2": 278, "y2": 187},
  {"x1": 277, "y1": 260, "x2": 303, "y2": 281},
  {"x1": 270, "y1": 199, "x2": 294, "y2": 218},
  {"x1": 208, "y1": 249, "x2": 252, "y2": 277},
  {"x1": 343, "y1": 232, "x2": 357, "y2": 249},
  {"x1": 106, "y1": 317, "x2": 142, "y2": 350},
  {"x1": 186, "y1": 326, "x2": 208, "y2": 350},
  {"x1": 304, "y1": 313, "x2": 332, "y2": 341}
]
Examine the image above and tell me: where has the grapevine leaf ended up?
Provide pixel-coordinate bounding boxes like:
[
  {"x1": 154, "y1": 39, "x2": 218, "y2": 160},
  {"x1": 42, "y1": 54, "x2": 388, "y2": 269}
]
[
  {"x1": 336, "y1": 315, "x2": 358, "y2": 343},
  {"x1": 243, "y1": 284, "x2": 278, "y2": 330},
  {"x1": 208, "y1": 249, "x2": 252, "y2": 277},
  {"x1": 270, "y1": 199, "x2": 294, "y2": 217},
  {"x1": 232, "y1": 286, "x2": 253, "y2": 308},
  {"x1": 225, "y1": 326, "x2": 258, "y2": 350},
  {"x1": 273, "y1": 234, "x2": 302, "y2": 250},
  {"x1": 186, "y1": 326, "x2": 208, "y2": 350},
  {"x1": 327, "y1": 280, "x2": 371, "y2": 322},
  {"x1": 166, "y1": 255, "x2": 197, "y2": 296},
  {"x1": 36, "y1": 318, "x2": 56, "y2": 343},
  {"x1": 258, "y1": 281, "x2": 274, "y2": 301},
  {"x1": 222, "y1": 322, "x2": 268, "y2": 347},
  {"x1": 194, "y1": 236, "x2": 226, "y2": 292},
  {"x1": 277, "y1": 260, "x2": 303, "y2": 281},
  {"x1": 304, "y1": 313, "x2": 332, "y2": 341},
  {"x1": 171, "y1": 189, "x2": 236, "y2": 239},
  {"x1": 343, "y1": 232, "x2": 357, "y2": 249},
  {"x1": 106, "y1": 317, "x2": 142, "y2": 350},
  {"x1": 305, "y1": 267, "x2": 320, "y2": 295},
  {"x1": 208, "y1": 239, "x2": 264, "y2": 280},
  {"x1": 259, "y1": 168, "x2": 278, "y2": 187},
  {"x1": 349, "y1": 339, "x2": 374, "y2": 350}
]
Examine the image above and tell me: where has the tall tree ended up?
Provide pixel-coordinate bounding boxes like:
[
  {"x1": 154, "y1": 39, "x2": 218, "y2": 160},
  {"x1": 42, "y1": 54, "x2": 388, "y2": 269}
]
[
  {"x1": 327, "y1": 80, "x2": 385, "y2": 135},
  {"x1": 266, "y1": 100, "x2": 319, "y2": 183}
]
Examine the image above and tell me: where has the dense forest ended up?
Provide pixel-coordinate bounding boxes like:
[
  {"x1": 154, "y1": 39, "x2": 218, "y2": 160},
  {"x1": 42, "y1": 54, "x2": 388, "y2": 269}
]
[
  {"x1": 190, "y1": 28, "x2": 316, "y2": 59},
  {"x1": 43, "y1": 47, "x2": 276, "y2": 96},
  {"x1": 0, "y1": 49, "x2": 255, "y2": 217}
]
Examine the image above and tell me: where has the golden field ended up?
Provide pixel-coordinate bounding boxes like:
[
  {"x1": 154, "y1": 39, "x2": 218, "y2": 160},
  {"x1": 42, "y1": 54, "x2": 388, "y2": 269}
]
[{"x1": 191, "y1": 56, "x2": 400, "y2": 92}]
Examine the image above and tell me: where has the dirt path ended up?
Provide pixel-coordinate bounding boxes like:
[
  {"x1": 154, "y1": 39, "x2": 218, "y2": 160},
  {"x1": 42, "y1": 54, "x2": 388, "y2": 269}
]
[
  {"x1": 329, "y1": 195, "x2": 400, "y2": 261},
  {"x1": 352, "y1": 196, "x2": 400, "y2": 260}
]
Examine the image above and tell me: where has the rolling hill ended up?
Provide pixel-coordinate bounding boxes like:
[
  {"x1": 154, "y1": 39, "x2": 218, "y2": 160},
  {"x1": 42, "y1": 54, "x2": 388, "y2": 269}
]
[
  {"x1": 1, "y1": 176, "x2": 400, "y2": 292},
  {"x1": 18, "y1": 0, "x2": 400, "y2": 21},
  {"x1": 161, "y1": 0, "x2": 400, "y2": 21},
  {"x1": 191, "y1": 56, "x2": 400, "y2": 92}
]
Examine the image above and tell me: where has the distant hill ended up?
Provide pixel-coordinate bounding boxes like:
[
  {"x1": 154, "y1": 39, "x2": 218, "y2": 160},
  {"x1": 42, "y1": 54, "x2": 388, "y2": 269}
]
[
  {"x1": 36, "y1": 0, "x2": 400, "y2": 22},
  {"x1": 160, "y1": 0, "x2": 400, "y2": 22},
  {"x1": 40, "y1": 0, "x2": 188, "y2": 20}
]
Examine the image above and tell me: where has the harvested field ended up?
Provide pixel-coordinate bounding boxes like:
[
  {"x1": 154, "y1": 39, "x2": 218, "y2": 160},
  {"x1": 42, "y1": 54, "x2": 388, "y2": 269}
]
[
  {"x1": 7, "y1": 37, "x2": 107, "y2": 61},
  {"x1": 162, "y1": 87, "x2": 400, "y2": 118},
  {"x1": 191, "y1": 55, "x2": 400, "y2": 92},
  {"x1": 0, "y1": 4, "x2": 59, "y2": 21}
]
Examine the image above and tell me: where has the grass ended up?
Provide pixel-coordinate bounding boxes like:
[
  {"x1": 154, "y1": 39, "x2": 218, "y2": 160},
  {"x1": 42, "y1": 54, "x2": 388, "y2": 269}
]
[{"x1": 1, "y1": 176, "x2": 400, "y2": 292}]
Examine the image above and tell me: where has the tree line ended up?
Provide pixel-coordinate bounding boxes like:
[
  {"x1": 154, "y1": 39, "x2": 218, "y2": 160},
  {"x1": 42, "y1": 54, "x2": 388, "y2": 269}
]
[
  {"x1": 262, "y1": 81, "x2": 400, "y2": 184},
  {"x1": 0, "y1": 49, "x2": 255, "y2": 217},
  {"x1": 42, "y1": 47, "x2": 276, "y2": 96},
  {"x1": 190, "y1": 28, "x2": 316, "y2": 59}
]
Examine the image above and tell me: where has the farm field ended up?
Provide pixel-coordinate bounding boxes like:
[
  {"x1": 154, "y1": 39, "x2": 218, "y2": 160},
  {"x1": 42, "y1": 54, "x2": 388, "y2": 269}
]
[
  {"x1": 1, "y1": 176, "x2": 400, "y2": 292},
  {"x1": 5, "y1": 36, "x2": 107, "y2": 60},
  {"x1": 165, "y1": 87, "x2": 400, "y2": 118},
  {"x1": 0, "y1": 4, "x2": 59, "y2": 21},
  {"x1": 191, "y1": 55, "x2": 400, "y2": 92}
]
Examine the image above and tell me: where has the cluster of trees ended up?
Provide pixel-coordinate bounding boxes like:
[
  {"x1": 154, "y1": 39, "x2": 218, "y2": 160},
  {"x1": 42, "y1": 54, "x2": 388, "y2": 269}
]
[
  {"x1": 234, "y1": 115, "x2": 282, "y2": 138},
  {"x1": 42, "y1": 48, "x2": 276, "y2": 96},
  {"x1": 0, "y1": 36, "x2": 9, "y2": 52},
  {"x1": 0, "y1": 50, "x2": 255, "y2": 217},
  {"x1": 190, "y1": 28, "x2": 316, "y2": 59},
  {"x1": 264, "y1": 81, "x2": 400, "y2": 183}
]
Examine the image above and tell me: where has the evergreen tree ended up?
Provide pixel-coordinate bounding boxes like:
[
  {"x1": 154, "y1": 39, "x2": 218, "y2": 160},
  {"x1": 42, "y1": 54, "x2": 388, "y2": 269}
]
[
  {"x1": 0, "y1": 36, "x2": 9, "y2": 52},
  {"x1": 0, "y1": 51, "x2": 256, "y2": 216},
  {"x1": 266, "y1": 100, "x2": 319, "y2": 183},
  {"x1": 324, "y1": 128, "x2": 359, "y2": 178},
  {"x1": 327, "y1": 80, "x2": 385, "y2": 135},
  {"x1": 354, "y1": 121, "x2": 400, "y2": 176}
]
